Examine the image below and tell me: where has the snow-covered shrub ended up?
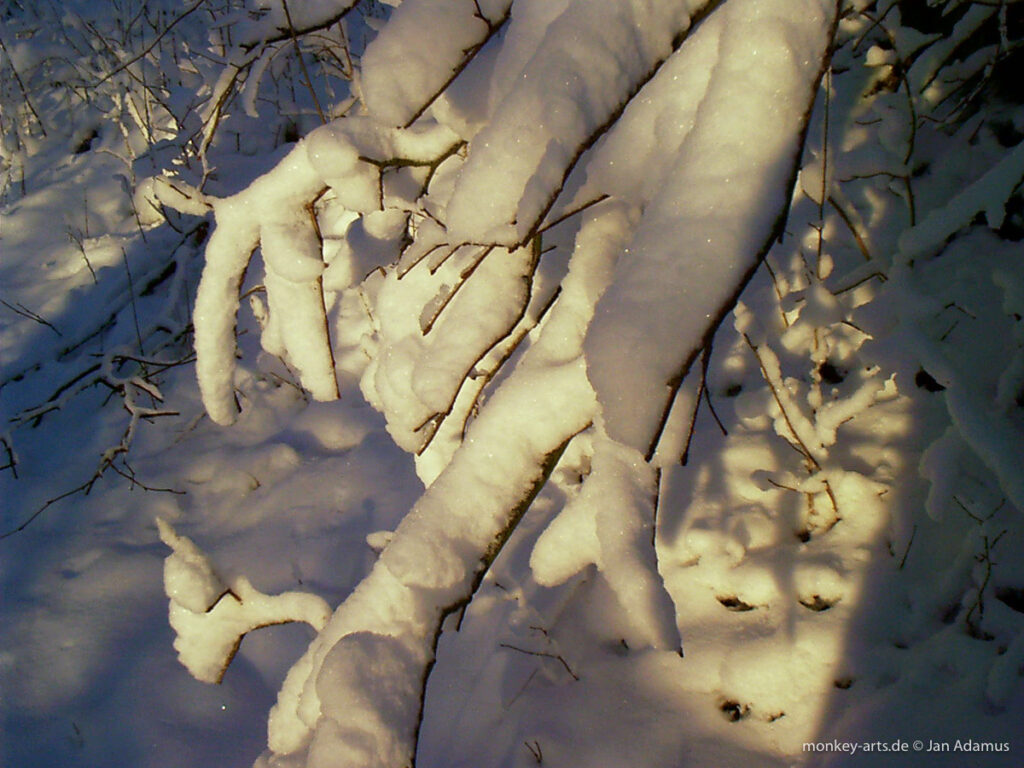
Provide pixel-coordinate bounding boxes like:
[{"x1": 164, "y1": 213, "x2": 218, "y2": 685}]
[
  {"x1": 7, "y1": 0, "x2": 1024, "y2": 765},
  {"x1": 170, "y1": 0, "x2": 1024, "y2": 764},
  {"x1": 180, "y1": 0, "x2": 847, "y2": 764}
]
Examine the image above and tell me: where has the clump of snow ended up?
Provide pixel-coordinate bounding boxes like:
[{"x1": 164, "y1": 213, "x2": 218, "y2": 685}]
[
  {"x1": 305, "y1": 122, "x2": 380, "y2": 213},
  {"x1": 307, "y1": 632, "x2": 423, "y2": 768},
  {"x1": 158, "y1": 517, "x2": 226, "y2": 614}
]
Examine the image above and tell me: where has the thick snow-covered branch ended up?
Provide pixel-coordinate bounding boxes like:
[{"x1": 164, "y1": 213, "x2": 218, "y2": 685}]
[
  {"x1": 360, "y1": 0, "x2": 513, "y2": 128},
  {"x1": 584, "y1": 0, "x2": 840, "y2": 457},
  {"x1": 445, "y1": 0, "x2": 721, "y2": 246}
]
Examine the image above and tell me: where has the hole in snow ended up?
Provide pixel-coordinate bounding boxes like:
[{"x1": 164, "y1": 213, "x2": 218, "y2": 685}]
[
  {"x1": 940, "y1": 602, "x2": 961, "y2": 624},
  {"x1": 799, "y1": 594, "x2": 839, "y2": 612},
  {"x1": 966, "y1": 624, "x2": 996, "y2": 642},
  {"x1": 915, "y1": 369, "x2": 945, "y2": 392},
  {"x1": 998, "y1": 194, "x2": 1024, "y2": 240},
  {"x1": 818, "y1": 361, "x2": 846, "y2": 384},
  {"x1": 717, "y1": 595, "x2": 758, "y2": 612},
  {"x1": 73, "y1": 128, "x2": 99, "y2": 154},
  {"x1": 834, "y1": 677, "x2": 854, "y2": 690},
  {"x1": 995, "y1": 586, "x2": 1024, "y2": 613},
  {"x1": 719, "y1": 700, "x2": 750, "y2": 722}
]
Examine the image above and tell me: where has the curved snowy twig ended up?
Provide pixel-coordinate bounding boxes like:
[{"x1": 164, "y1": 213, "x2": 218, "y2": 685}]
[{"x1": 193, "y1": 141, "x2": 334, "y2": 425}]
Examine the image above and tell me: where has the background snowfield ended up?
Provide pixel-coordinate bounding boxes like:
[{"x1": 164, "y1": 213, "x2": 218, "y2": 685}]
[{"x1": 3, "y1": 0, "x2": 1024, "y2": 766}]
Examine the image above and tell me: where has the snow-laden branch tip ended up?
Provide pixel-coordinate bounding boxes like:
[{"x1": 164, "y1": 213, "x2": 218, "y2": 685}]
[
  {"x1": 157, "y1": 519, "x2": 330, "y2": 684},
  {"x1": 194, "y1": 140, "x2": 334, "y2": 425}
]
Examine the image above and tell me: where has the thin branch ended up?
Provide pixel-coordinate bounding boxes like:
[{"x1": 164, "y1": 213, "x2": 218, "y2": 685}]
[
  {"x1": 539, "y1": 194, "x2": 610, "y2": 235},
  {"x1": 0, "y1": 435, "x2": 17, "y2": 479},
  {"x1": 123, "y1": 249, "x2": 146, "y2": 357},
  {"x1": 0, "y1": 441, "x2": 184, "y2": 540},
  {"x1": 415, "y1": 245, "x2": 544, "y2": 455},
  {"x1": 498, "y1": 643, "x2": 579, "y2": 681},
  {"x1": 0, "y1": 299, "x2": 62, "y2": 336},
  {"x1": 816, "y1": 66, "x2": 832, "y2": 279},
  {"x1": 420, "y1": 246, "x2": 493, "y2": 335},
  {"x1": 1, "y1": 483, "x2": 94, "y2": 540},
  {"x1": 702, "y1": 384, "x2": 728, "y2": 437},
  {"x1": 239, "y1": 2, "x2": 360, "y2": 50},
  {"x1": 742, "y1": 333, "x2": 821, "y2": 472},
  {"x1": 281, "y1": 0, "x2": 326, "y2": 124},
  {"x1": 898, "y1": 524, "x2": 917, "y2": 570},
  {"x1": 679, "y1": 347, "x2": 711, "y2": 466},
  {"x1": 457, "y1": 283, "x2": 561, "y2": 445},
  {"x1": 827, "y1": 194, "x2": 872, "y2": 262},
  {"x1": 0, "y1": 32, "x2": 48, "y2": 136}
]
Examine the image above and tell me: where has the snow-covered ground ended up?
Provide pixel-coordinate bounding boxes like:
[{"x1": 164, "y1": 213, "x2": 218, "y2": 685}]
[{"x1": 3, "y1": 1, "x2": 1024, "y2": 766}]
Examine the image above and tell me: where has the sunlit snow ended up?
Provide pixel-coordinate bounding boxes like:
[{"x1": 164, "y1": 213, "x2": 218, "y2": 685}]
[{"x1": 2, "y1": 1, "x2": 1024, "y2": 768}]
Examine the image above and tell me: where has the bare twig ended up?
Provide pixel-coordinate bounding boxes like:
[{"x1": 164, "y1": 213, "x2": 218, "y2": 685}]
[
  {"x1": 0, "y1": 435, "x2": 17, "y2": 479},
  {"x1": 702, "y1": 384, "x2": 729, "y2": 437},
  {"x1": 0, "y1": 430, "x2": 184, "y2": 540},
  {"x1": 827, "y1": 194, "x2": 872, "y2": 262},
  {"x1": 238, "y1": 1, "x2": 360, "y2": 50},
  {"x1": 499, "y1": 643, "x2": 579, "y2": 681},
  {"x1": 67, "y1": 227, "x2": 98, "y2": 283},
  {"x1": 742, "y1": 333, "x2": 840, "y2": 526},
  {"x1": 0, "y1": 32, "x2": 48, "y2": 136},
  {"x1": 123, "y1": 249, "x2": 146, "y2": 357},
  {"x1": 898, "y1": 524, "x2": 917, "y2": 570},
  {"x1": 281, "y1": 0, "x2": 326, "y2": 124},
  {"x1": 525, "y1": 740, "x2": 543, "y2": 764},
  {"x1": 0, "y1": 299, "x2": 62, "y2": 336}
]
